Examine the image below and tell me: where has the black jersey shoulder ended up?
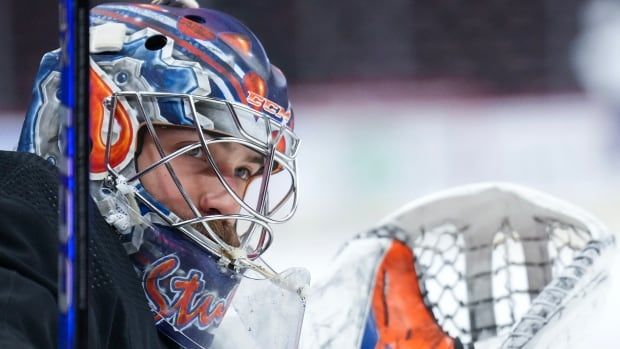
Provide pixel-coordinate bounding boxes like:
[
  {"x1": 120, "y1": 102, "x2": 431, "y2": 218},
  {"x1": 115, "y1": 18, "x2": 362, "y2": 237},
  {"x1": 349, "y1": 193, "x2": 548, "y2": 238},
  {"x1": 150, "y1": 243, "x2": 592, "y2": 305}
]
[{"x1": 0, "y1": 150, "x2": 175, "y2": 349}]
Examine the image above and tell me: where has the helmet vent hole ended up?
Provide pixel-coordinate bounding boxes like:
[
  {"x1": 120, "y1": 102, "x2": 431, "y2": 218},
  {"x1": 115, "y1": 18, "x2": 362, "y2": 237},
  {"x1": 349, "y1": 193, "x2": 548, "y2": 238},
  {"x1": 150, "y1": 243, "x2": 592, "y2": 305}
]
[
  {"x1": 185, "y1": 15, "x2": 206, "y2": 23},
  {"x1": 145, "y1": 35, "x2": 168, "y2": 51}
]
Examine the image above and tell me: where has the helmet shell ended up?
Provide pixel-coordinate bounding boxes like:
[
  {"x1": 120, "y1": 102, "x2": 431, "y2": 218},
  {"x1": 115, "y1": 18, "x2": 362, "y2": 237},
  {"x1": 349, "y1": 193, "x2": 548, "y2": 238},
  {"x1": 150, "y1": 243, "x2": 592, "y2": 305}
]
[{"x1": 18, "y1": 2, "x2": 295, "y2": 176}]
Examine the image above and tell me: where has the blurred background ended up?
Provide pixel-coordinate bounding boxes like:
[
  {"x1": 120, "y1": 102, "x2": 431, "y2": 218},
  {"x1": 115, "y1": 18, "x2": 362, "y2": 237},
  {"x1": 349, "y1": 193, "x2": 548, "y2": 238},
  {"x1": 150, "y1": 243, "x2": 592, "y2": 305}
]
[{"x1": 0, "y1": 0, "x2": 618, "y2": 283}]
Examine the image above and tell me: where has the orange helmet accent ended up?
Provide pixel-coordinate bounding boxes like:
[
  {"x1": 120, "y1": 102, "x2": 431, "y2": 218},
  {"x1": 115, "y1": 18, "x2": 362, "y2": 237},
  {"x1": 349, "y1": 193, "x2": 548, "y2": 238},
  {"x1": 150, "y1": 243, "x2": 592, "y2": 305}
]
[
  {"x1": 178, "y1": 16, "x2": 217, "y2": 41},
  {"x1": 219, "y1": 32, "x2": 253, "y2": 56},
  {"x1": 89, "y1": 68, "x2": 134, "y2": 175}
]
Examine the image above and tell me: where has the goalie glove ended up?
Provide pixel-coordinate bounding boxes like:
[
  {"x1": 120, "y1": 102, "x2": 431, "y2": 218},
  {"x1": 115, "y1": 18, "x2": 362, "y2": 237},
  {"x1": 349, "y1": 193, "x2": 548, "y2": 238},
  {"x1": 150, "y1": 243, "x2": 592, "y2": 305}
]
[{"x1": 300, "y1": 182, "x2": 615, "y2": 349}]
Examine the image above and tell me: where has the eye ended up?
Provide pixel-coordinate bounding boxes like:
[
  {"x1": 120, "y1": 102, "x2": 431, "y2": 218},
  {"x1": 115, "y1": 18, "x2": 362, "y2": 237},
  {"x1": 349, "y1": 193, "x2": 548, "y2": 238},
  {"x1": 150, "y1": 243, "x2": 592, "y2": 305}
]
[
  {"x1": 185, "y1": 146, "x2": 204, "y2": 158},
  {"x1": 235, "y1": 167, "x2": 252, "y2": 181}
]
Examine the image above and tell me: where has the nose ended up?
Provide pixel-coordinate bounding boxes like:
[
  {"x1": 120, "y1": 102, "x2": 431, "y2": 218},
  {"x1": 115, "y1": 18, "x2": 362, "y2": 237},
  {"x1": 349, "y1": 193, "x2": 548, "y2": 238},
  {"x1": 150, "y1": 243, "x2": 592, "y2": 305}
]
[{"x1": 197, "y1": 176, "x2": 242, "y2": 216}]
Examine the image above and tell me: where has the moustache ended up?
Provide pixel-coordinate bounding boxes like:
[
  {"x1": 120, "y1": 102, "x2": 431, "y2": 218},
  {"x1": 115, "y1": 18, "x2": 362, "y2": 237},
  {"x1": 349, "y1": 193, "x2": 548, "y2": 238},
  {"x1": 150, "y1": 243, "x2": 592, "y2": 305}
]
[{"x1": 196, "y1": 219, "x2": 241, "y2": 247}]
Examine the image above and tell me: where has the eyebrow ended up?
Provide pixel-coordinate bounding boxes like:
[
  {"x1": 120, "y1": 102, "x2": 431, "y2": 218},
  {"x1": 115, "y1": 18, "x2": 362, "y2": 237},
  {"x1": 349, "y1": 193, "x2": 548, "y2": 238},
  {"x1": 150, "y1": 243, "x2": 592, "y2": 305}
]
[
  {"x1": 248, "y1": 154, "x2": 264, "y2": 165},
  {"x1": 217, "y1": 141, "x2": 264, "y2": 165}
]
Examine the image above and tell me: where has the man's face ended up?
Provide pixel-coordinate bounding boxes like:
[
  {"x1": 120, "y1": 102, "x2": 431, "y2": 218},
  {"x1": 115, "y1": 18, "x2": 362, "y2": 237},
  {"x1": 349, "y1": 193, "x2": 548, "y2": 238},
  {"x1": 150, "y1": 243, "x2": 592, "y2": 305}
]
[{"x1": 136, "y1": 126, "x2": 266, "y2": 247}]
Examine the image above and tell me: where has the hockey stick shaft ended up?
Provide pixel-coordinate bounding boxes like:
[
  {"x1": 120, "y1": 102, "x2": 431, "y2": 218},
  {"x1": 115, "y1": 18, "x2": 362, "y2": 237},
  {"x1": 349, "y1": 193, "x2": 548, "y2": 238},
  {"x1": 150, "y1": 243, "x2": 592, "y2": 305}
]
[{"x1": 58, "y1": 0, "x2": 89, "y2": 348}]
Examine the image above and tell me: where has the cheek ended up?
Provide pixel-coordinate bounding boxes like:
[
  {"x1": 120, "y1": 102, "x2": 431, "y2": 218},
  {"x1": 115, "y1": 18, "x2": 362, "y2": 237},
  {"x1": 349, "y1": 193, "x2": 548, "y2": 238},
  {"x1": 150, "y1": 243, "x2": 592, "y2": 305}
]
[
  {"x1": 140, "y1": 166, "x2": 197, "y2": 220},
  {"x1": 168, "y1": 158, "x2": 212, "y2": 196},
  {"x1": 137, "y1": 147, "x2": 187, "y2": 202},
  {"x1": 142, "y1": 160, "x2": 207, "y2": 212},
  {"x1": 140, "y1": 166, "x2": 179, "y2": 200}
]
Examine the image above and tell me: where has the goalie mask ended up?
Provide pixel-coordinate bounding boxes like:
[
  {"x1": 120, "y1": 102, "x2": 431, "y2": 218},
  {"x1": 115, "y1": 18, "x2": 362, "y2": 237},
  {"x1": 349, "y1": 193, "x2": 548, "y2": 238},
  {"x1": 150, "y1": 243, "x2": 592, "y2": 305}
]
[{"x1": 18, "y1": 3, "x2": 307, "y2": 349}]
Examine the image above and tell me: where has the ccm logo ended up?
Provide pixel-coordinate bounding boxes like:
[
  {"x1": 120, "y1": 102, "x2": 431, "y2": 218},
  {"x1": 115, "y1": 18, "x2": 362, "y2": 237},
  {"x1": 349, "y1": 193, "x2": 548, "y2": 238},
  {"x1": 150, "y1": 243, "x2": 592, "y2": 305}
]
[{"x1": 247, "y1": 91, "x2": 291, "y2": 123}]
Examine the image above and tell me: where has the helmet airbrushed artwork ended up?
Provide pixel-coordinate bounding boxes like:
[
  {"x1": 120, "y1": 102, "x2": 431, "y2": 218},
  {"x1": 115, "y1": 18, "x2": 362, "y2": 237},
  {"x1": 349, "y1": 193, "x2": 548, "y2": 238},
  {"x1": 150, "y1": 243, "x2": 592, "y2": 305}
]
[{"x1": 18, "y1": 3, "x2": 307, "y2": 349}]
